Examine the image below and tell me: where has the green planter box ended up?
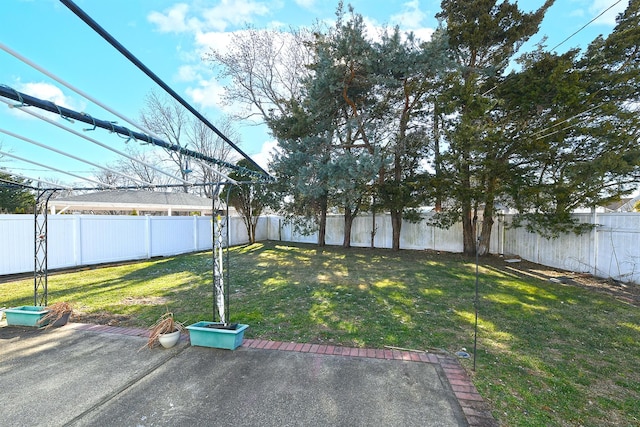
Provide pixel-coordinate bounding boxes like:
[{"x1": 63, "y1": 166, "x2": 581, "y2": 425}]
[
  {"x1": 186, "y1": 322, "x2": 248, "y2": 350},
  {"x1": 4, "y1": 306, "x2": 48, "y2": 327}
]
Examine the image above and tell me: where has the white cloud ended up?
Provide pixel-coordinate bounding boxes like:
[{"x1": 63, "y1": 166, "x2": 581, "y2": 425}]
[
  {"x1": 176, "y1": 64, "x2": 201, "y2": 82},
  {"x1": 266, "y1": 20, "x2": 287, "y2": 30},
  {"x1": 569, "y1": 8, "x2": 585, "y2": 18},
  {"x1": 410, "y1": 27, "x2": 435, "y2": 43},
  {"x1": 185, "y1": 78, "x2": 226, "y2": 109},
  {"x1": 148, "y1": 3, "x2": 200, "y2": 33},
  {"x1": 589, "y1": 0, "x2": 629, "y2": 25},
  {"x1": 5, "y1": 82, "x2": 85, "y2": 121},
  {"x1": 19, "y1": 82, "x2": 74, "y2": 109},
  {"x1": 294, "y1": 0, "x2": 315, "y2": 10},
  {"x1": 389, "y1": 0, "x2": 434, "y2": 42},
  {"x1": 201, "y1": 0, "x2": 270, "y2": 31},
  {"x1": 390, "y1": 0, "x2": 427, "y2": 29},
  {"x1": 194, "y1": 30, "x2": 235, "y2": 51},
  {"x1": 361, "y1": 16, "x2": 383, "y2": 41},
  {"x1": 149, "y1": 0, "x2": 272, "y2": 34},
  {"x1": 251, "y1": 138, "x2": 279, "y2": 170}
]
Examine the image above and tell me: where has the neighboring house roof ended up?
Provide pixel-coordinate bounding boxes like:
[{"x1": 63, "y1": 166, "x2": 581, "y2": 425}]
[
  {"x1": 603, "y1": 196, "x2": 640, "y2": 213},
  {"x1": 49, "y1": 190, "x2": 214, "y2": 215}
]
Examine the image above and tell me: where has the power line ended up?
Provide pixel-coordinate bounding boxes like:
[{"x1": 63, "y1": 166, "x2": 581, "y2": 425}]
[
  {"x1": 482, "y1": 0, "x2": 625, "y2": 97},
  {"x1": 531, "y1": 103, "x2": 603, "y2": 138},
  {"x1": 549, "y1": 0, "x2": 624, "y2": 52}
]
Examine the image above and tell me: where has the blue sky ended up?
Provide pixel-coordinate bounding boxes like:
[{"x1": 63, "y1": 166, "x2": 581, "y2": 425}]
[{"x1": 0, "y1": 0, "x2": 630, "y2": 188}]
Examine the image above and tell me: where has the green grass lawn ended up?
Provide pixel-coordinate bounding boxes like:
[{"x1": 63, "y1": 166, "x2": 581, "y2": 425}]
[{"x1": 2, "y1": 241, "x2": 639, "y2": 426}]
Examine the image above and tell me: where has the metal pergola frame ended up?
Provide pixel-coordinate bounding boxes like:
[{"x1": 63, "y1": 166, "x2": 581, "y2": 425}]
[
  {"x1": 1, "y1": 0, "x2": 273, "y2": 324},
  {"x1": 0, "y1": 178, "x2": 262, "y2": 327}
]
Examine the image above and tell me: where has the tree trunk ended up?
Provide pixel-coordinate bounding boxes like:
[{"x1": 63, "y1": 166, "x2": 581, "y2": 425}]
[
  {"x1": 250, "y1": 217, "x2": 259, "y2": 244},
  {"x1": 391, "y1": 209, "x2": 402, "y2": 251},
  {"x1": 371, "y1": 207, "x2": 377, "y2": 249},
  {"x1": 433, "y1": 103, "x2": 442, "y2": 212},
  {"x1": 477, "y1": 179, "x2": 497, "y2": 256},
  {"x1": 317, "y1": 196, "x2": 327, "y2": 247},
  {"x1": 460, "y1": 156, "x2": 476, "y2": 255},
  {"x1": 461, "y1": 201, "x2": 476, "y2": 256},
  {"x1": 343, "y1": 208, "x2": 353, "y2": 248},
  {"x1": 478, "y1": 213, "x2": 494, "y2": 256}
]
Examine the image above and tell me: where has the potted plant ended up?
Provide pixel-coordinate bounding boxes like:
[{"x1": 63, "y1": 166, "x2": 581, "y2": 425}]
[
  {"x1": 187, "y1": 321, "x2": 249, "y2": 350},
  {"x1": 4, "y1": 305, "x2": 49, "y2": 327},
  {"x1": 146, "y1": 310, "x2": 185, "y2": 349},
  {"x1": 186, "y1": 212, "x2": 249, "y2": 350},
  {"x1": 5, "y1": 302, "x2": 72, "y2": 328},
  {"x1": 37, "y1": 301, "x2": 73, "y2": 328}
]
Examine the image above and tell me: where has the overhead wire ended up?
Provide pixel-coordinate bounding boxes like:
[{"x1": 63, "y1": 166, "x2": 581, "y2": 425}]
[
  {"x1": 481, "y1": 0, "x2": 625, "y2": 96},
  {"x1": 0, "y1": 127, "x2": 155, "y2": 187},
  {"x1": 0, "y1": 172, "x2": 73, "y2": 190},
  {"x1": 479, "y1": 1, "x2": 632, "y2": 142},
  {"x1": 549, "y1": 0, "x2": 624, "y2": 52},
  {"x1": 0, "y1": 149, "x2": 115, "y2": 189}
]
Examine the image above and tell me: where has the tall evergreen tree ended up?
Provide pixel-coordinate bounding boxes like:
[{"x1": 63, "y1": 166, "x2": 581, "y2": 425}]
[
  {"x1": 374, "y1": 26, "x2": 450, "y2": 250},
  {"x1": 269, "y1": 4, "x2": 382, "y2": 247},
  {"x1": 312, "y1": 4, "x2": 382, "y2": 248},
  {"x1": 435, "y1": 0, "x2": 553, "y2": 255},
  {"x1": 510, "y1": 0, "x2": 640, "y2": 234},
  {"x1": 268, "y1": 99, "x2": 334, "y2": 246}
]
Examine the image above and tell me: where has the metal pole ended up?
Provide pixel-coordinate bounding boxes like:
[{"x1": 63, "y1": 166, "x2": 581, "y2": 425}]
[
  {"x1": 473, "y1": 229, "x2": 480, "y2": 372},
  {"x1": 224, "y1": 184, "x2": 233, "y2": 323}
]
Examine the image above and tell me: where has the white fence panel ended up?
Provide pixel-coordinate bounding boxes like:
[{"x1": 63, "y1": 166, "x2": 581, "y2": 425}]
[
  {"x1": 195, "y1": 217, "x2": 212, "y2": 251},
  {"x1": 595, "y1": 213, "x2": 640, "y2": 284},
  {"x1": 0, "y1": 214, "x2": 219, "y2": 275},
  {"x1": 0, "y1": 215, "x2": 33, "y2": 274},
  {"x1": 325, "y1": 216, "x2": 344, "y2": 246},
  {"x1": 502, "y1": 213, "x2": 640, "y2": 284},
  {"x1": 150, "y1": 216, "x2": 195, "y2": 257},
  {"x1": 77, "y1": 216, "x2": 148, "y2": 265},
  {"x1": 267, "y1": 213, "x2": 469, "y2": 252},
  {"x1": 503, "y1": 217, "x2": 592, "y2": 273},
  {"x1": 254, "y1": 217, "x2": 270, "y2": 242},
  {"x1": 50, "y1": 215, "x2": 83, "y2": 268},
  {"x1": 430, "y1": 219, "x2": 464, "y2": 253},
  {"x1": 227, "y1": 216, "x2": 249, "y2": 246}
]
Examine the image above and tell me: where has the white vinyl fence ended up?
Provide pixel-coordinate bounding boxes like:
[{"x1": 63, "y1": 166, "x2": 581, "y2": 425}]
[
  {"x1": 1, "y1": 212, "x2": 639, "y2": 284},
  {"x1": 264, "y1": 213, "x2": 504, "y2": 253},
  {"x1": 0, "y1": 214, "x2": 257, "y2": 275},
  {"x1": 502, "y1": 213, "x2": 640, "y2": 285},
  {"x1": 265, "y1": 212, "x2": 639, "y2": 285}
]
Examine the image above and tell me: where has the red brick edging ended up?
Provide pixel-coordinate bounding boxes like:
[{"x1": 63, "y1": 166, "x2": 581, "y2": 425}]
[{"x1": 67, "y1": 323, "x2": 497, "y2": 426}]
